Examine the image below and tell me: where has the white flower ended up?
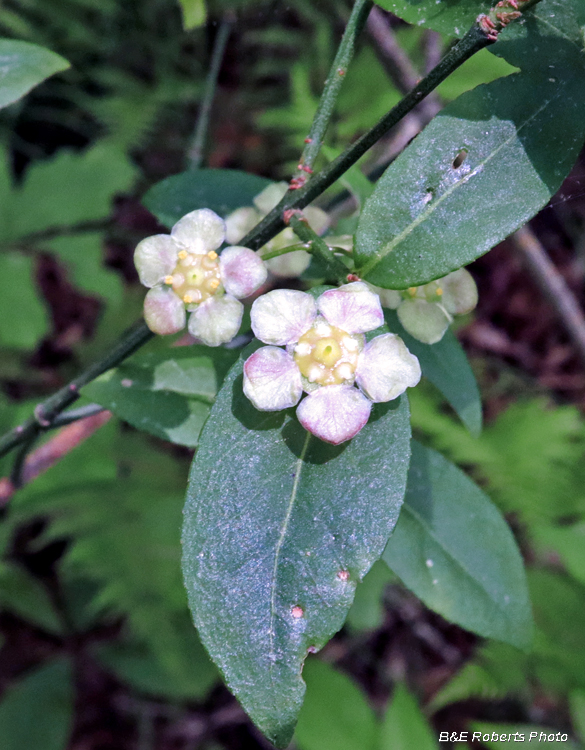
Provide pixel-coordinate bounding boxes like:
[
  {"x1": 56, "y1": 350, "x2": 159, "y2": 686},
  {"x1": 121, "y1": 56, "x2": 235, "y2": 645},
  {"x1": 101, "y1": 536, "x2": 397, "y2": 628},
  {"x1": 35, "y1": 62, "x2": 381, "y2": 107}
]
[
  {"x1": 243, "y1": 282, "x2": 421, "y2": 444},
  {"x1": 225, "y1": 182, "x2": 330, "y2": 278},
  {"x1": 134, "y1": 208, "x2": 267, "y2": 346},
  {"x1": 371, "y1": 268, "x2": 478, "y2": 345}
]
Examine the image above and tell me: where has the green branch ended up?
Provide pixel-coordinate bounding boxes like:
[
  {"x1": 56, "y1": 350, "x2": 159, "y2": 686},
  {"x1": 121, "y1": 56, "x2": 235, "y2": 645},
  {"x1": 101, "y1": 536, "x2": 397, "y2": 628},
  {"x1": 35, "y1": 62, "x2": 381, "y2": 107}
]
[
  {"x1": 186, "y1": 15, "x2": 234, "y2": 170},
  {"x1": 0, "y1": 320, "x2": 153, "y2": 461},
  {"x1": 297, "y1": 0, "x2": 373, "y2": 176}
]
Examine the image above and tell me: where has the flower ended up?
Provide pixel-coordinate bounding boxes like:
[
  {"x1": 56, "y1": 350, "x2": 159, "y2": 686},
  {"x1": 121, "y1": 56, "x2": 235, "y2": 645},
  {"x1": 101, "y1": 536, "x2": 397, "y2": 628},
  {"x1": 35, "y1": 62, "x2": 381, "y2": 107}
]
[
  {"x1": 243, "y1": 282, "x2": 421, "y2": 444},
  {"x1": 134, "y1": 208, "x2": 267, "y2": 346},
  {"x1": 225, "y1": 182, "x2": 330, "y2": 278},
  {"x1": 370, "y1": 268, "x2": 478, "y2": 345}
]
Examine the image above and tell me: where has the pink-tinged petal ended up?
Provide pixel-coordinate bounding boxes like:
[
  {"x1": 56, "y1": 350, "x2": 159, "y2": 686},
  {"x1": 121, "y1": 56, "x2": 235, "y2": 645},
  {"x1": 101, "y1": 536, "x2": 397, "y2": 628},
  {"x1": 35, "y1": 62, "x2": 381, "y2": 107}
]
[
  {"x1": 397, "y1": 298, "x2": 450, "y2": 345},
  {"x1": 143, "y1": 286, "x2": 186, "y2": 335},
  {"x1": 440, "y1": 268, "x2": 478, "y2": 315},
  {"x1": 253, "y1": 182, "x2": 288, "y2": 214},
  {"x1": 318, "y1": 282, "x2": 384, "y2": 334},
  {"x1": 224, "y1": 207, "x2": 260, "y2": 245},
  {"x1": 251, "y1": 289, "x2": 317, "y2": 346},
  {"x1": 134, "y1": 234, "x2": 178, "y2": 288},
  {"x1": 356, "y1": 333, "x2": 421, "y2": 403},
  {"x1": 220, "y1": 246, "x2": 268, "y2": 299},
  {"x1": 171, "y1": 208, "x2": 226, "y2": 253},
  {"x1": 296, "y1": 385, "x2": 372, "y2": 445},
  {"x1": 243, "y1": 347, "x2": 302, "y2": 411},
  {"x1": 188, "y1": 295, "x2": 243, "y2": 347}
]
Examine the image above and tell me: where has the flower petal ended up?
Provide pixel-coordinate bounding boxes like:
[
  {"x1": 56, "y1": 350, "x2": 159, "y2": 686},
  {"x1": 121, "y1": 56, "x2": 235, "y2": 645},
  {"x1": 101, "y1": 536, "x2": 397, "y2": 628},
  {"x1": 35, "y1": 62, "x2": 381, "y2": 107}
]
[
  {"x1": 440, "y1": 268, "x2": 478, "y2": 315},
  {"x1": 266, "y1": 250, "x2": 311, "y2": 279},
  {"x1": 397, "y1": 298, "x2": 450, "y2": 344},
  {"x1": 134, "y1": 235, "x2": 178, "y2": 288},
  {"x1": 367, "y1": 283, "x2": 401, "y2": 310},
  {"x1": 243, "y1": 347, "x2": 302, "y2": 411},
  {"x1": 143, "y1": 286, "x2": 186, "y2": 335},
  {"x1": 296, "y1": 385, "x2": 372, "y2": 445},
  {"x1": 251, "y1": 289, "x2": 317, "y2": 346},
  {"x1": 356, "y1": 333, "x2": 421, "y2": 402},
  {"x1": 171, "y1": 208, "x2": 226, "y2": 253},
  {"x1": 224, "y1": 207, "x2": 260, "y2": 245},
  {"x1": 318, "y1": 282, "x2": 384, "y2": 334},
  {"x1": 220, "y1": 246, "x2": 268, "y2": 299},
  {"x1": 188, "y1": 295, "x2": 243, "y2": 347},
  {"x1": 253, "y1": 182, "x2": 288, "y2": 214}
]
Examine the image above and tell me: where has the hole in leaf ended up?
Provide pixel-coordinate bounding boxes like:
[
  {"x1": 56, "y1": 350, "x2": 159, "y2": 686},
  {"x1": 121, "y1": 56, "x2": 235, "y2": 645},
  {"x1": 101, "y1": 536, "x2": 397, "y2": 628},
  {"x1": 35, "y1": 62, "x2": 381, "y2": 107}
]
[{"x1": 452, "y1": 149, "x2": 468, "y2": 169}]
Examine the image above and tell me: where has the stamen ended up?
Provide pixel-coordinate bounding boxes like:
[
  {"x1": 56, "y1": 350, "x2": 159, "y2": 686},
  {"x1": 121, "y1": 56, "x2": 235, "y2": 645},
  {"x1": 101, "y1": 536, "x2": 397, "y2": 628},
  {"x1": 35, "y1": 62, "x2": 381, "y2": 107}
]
[
  {"x1": 207, "y1": 251, "x2": 218, "y2": 260},
  {"x1": 436, "y1": 287, "x2": 443, "y2": 296},
  {"x1": 163, "y1": 275, "x2": 174, "y2": 285},
  {"x1": 177, "y1": 250, "x2": 188, "y2": 260},
  {"x1": 408, "y1": 287, "x2": 417, "y2": 297}
]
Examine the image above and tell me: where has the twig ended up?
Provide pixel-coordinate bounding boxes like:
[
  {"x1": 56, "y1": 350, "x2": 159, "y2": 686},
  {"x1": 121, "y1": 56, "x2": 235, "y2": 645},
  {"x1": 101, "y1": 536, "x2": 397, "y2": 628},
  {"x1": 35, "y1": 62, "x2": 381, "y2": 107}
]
[
  {"x1": 0, "y1": 319, "x2": 152, "y2": 460},
  {"x1": 513, "y1": 225, "x2": 585, "y2": 368},
  {"x1": 0, "y1": 411, "x2": 112, "y2": 507},
  {"x1": 186, "y1": 15, "x2": 234, "y2": 170},
  {"x1": 297, "y1": 0, "x2": 373, "y2": 177},
  {"x1": 239, "y1": 18, "x2": 504, "y2": 252},
  {"x1": 287, "y1": 214, "x2": 349, "y2": 284}
]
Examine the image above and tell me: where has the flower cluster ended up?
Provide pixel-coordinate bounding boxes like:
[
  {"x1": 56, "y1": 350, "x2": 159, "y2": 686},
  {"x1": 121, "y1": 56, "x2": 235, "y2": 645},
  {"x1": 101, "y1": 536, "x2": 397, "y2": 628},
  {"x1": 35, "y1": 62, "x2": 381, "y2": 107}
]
[
  {"x1": 134, "y1": 208, "x2": 267, "y2": 347},
  {"x1": 225, "y1": 182, "x2": 329, "y2": 278},
  {"x1": 243, "y1": 282, "x2": 421, "y2": 445},
  {"x1": 373, "y1": 268, "x2": 478, "y2": 345}
]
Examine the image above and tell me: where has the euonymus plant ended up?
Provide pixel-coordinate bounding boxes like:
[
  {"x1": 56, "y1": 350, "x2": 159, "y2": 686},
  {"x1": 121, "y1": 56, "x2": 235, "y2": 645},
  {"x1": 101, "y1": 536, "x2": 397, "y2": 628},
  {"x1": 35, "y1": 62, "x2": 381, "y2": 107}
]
[{"x1": 1, "y1": 0, "x2": 585, "y2": 746}]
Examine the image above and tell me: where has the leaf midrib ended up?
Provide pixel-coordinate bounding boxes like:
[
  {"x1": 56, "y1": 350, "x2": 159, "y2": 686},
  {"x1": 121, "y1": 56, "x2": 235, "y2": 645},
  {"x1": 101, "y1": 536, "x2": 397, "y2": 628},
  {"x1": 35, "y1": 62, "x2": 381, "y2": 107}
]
[
  {"x1": 358, "y1": 86, "x2": 562, "y2": 280},
  {"x1": 268, "y1": 430, "x2": 311, "y2": 679}
]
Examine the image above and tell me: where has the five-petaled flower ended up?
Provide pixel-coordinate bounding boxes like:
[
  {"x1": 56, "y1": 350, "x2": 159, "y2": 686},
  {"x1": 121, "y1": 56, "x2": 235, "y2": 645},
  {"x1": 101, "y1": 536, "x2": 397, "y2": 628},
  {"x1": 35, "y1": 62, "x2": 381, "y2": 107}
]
[
  {"x1": 371, "y1": 268, "x2": 478, "y2": 345},
  {"x1": 243, "y1": 282, "x2": 421, "y2": 445},
  {"x1": 134, "y1": 208, "x2": 267, "y2": 346}
]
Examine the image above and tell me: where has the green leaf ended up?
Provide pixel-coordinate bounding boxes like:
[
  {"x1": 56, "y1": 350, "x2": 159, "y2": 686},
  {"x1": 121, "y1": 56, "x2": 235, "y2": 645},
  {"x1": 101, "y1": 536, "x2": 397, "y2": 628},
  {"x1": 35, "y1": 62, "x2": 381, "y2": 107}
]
[
  {"x1": 493, "y1": 0, "x2": 585, "y2": 73},
  {"x1": 380, "y1": 683, "x2": 439, "y2": 750},
  {"x1": 374, "y1": 0, "x2": 491, "y2": 36},
  {"x1": 82, "y1": 346, "x2": 238, "y2": 447},
  {"x1": 182, "y1": 348, "x2": 412, "y2": 747},
  {"x1": 0, "y1": 658, "x2": 73, "y2": 750},
  {"x1": 179, "y1": 0, "x2": 207, "y2": 29},
  {"x1": 570, "y1": 690, "x2": 585, "y2": 744},
  {"x1": 294, "y1": 660, "x2": 377, "y2": 750},
  {"x1": 0, "y1": 251, "x2": 49, "y2": 349},
  {"x1": 471, "y1": 723, "x2": 581, "y2": 749},
  {"x1": 383, "y1": 442, "x2": 533, "y2": 649},
  {"x1": 0, "y1": 39, "x2": 69, "y2": 110},
  {"x1": 0, "y1": 142, "x2": 137, "y2": 242},
  {"x1": 385, "y1": 310, "x2": 481, "y2": 435},
  {"x1": 355, "y1": 71, "x2": 585, "y2": 289},
  {"x1": 142, "y1": 168, "x2": 273, "y2": 228},
  {"x1": 0, "y1": 562, "x2": 63, "y2": 635}
]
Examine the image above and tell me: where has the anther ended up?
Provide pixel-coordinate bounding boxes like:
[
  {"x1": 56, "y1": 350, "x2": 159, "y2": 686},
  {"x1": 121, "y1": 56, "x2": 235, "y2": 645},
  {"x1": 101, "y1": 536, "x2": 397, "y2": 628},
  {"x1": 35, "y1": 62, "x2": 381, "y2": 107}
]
[
  {"x1": 164, "y1": 275, "x2": 174, "y2": 285},
  {"x1": 291, "y1": 606, "x2": 304, "y2": 619},
  {"x1": 436, "y1": 287, "x2": 443, "y2": 296},
  {"x1": 207, "y1": 251, "x2": 218, "y2": 260},
  {"x1": 183, "y1": 293, "x2": 194, "y2": 304},
  {"x1": 408, "y1": 287, "x2": 417, "y2": 297},
  {"x1": 177, "y1": 250, "x2": 188, "y2": 260}
]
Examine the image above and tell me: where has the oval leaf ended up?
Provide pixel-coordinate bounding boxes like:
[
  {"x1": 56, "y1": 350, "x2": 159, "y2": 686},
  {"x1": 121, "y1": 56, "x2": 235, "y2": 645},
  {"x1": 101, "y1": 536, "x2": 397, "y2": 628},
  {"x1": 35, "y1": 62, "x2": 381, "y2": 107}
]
[
  {"x1": 143, "y1": 168, "x2": 273, "y2": 228},
  {"x1": 83, "y1": 346, "x2": 238, "y2": 447},
  {"x1": 383, "y1": 441, "x2": 533, "y2": 649},
  {"x1": 385, "y1": 310, "x2": 481, "y2": 435},
  {"x1": 355, "y1": 71, "x2": 585, "y2": 289},
  {"x1": 374, "y1": 0, "x2": 491, "y2": 36},
  {"x1": 0, "y1": 39, "x2": 69, "y2": 110},
  {"x1": 182, "y1": 349, "x2": 411, "y2": 747}
]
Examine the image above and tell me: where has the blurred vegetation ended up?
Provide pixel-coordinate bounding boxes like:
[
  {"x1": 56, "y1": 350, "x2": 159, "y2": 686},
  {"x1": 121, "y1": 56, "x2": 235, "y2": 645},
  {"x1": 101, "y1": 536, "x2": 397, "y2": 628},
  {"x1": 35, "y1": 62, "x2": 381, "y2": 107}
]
[{"x1": 0, "y1": 0, "x2": 584, "y2": 748}]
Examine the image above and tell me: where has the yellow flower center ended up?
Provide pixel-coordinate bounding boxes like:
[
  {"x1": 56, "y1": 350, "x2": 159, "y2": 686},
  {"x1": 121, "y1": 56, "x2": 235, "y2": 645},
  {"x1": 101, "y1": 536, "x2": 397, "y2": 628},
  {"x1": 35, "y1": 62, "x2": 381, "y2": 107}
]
[
  {"x1": 164, "y1": 250, "x2": 222, "y2": 305},
  {"x1": 293, "y1": 319, "x2": 362, "y2": 387}
]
